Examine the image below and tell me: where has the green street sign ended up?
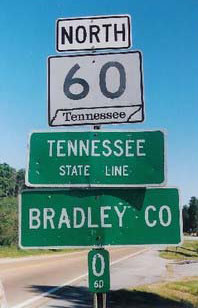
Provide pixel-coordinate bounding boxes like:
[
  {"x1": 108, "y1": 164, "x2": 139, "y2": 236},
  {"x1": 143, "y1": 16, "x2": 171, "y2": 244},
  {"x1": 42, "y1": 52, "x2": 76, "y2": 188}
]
[
  {"x1": 26, "y1": 130, "x2": 165, "y2": 187},
  {"x1": 19, "y1": 188, "x2": 181, "y2": 248},
  {"x1": 88, "y1": 249, "x2": 110, "y2": 293}
]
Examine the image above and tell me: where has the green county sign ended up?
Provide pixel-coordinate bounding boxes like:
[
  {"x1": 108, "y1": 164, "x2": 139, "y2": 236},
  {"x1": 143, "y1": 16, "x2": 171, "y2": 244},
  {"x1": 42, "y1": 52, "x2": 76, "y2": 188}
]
[
  {"x1": 19, "y1": 188, "x2": 181, "y2": 248},
  {"x1": 26, "y1": 130, "x2": 165, "y2": 187}
]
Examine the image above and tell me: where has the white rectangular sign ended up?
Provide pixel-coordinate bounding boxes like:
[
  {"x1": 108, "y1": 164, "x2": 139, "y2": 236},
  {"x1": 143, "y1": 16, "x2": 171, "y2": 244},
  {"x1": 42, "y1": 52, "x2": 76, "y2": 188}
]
[
  {"x1": 56, "y1": 15, "x2": 131, "y2": 52},
  {"x1": 48, "y1": 51, "x2": 144, "y2": 127}
]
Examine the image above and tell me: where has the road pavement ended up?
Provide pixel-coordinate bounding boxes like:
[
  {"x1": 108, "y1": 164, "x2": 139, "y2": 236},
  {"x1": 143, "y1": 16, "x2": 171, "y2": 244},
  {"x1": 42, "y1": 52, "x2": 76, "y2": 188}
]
[
  {"x1": 30, "y1": 248, "x2": 169, "y2": 308},
  {"x1": 0, "y1": 247, "x2": 145, "y2": 308},
  {"x1": 1, "y1": 246, "x2": 198, "y2": 308}
]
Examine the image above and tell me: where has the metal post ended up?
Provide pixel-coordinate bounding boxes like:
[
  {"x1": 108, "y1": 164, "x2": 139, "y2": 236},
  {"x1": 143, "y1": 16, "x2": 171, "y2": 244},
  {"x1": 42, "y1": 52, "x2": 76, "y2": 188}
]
[
  {"x1": 93, "y1": 125, "x2": 101, "y2": 130},
  {"x1": 91, "y1": 247, "x2": 108, "y2": 308},
  {"x1": 92, "y1": 126, "x2": 105, "y2": 308},
  {"x1": 93, "y1": 293, "x2": 106, "y2": 308}
]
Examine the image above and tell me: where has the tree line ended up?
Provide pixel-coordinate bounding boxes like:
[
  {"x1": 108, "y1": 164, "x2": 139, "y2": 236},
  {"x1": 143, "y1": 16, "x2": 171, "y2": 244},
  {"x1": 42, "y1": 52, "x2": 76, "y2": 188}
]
[
  {"x1": 0, "y1": 163, "x2": 25, "y2": 198},
  {"x1": 183, "y1": 197, "x2": 198, "y2": 234},
  {"x1": 0, "y1": 163, "x2": 25, "y2": 246},
  {"x1": 0, "y1": 162, "x2": 197, "y2": 246}
]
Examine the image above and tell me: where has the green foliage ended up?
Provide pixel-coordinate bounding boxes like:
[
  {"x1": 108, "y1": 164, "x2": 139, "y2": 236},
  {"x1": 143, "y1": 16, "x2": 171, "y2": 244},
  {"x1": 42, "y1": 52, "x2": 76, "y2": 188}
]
[
  {"x1": 0, "y1": 197, "x2": 18, "y2": 246},
  {"x1": 182, "y1": 197, "x2": 198, "y2": 233},
  {"x1": 182, "y1": 205, "x2": 190, "y2": 233},
  {"x1": 0, "y1": 163, "x2": 25, "y2": 246},
  {"x1": 0, "y1": 163, "x2": 16, "y2": 197},
  {"x1": 15, "y1": 168, "x2": 26, "y2": 195},
  {"x1": 188, "y1": 197, "x2": 198, "y2": 233},
  {"x1": 0, "y1": 163, "x2": 25, "y2": 197}
]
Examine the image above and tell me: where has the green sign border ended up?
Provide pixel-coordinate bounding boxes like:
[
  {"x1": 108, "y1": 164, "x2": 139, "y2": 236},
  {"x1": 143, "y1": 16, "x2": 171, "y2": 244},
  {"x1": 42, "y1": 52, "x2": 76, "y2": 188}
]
[
  {"x1": 19, "y1": 187, "x2": 182, "y2": 249},
  {"x1": 25, "y1": 129, "x2": 166, "y2": 188}
]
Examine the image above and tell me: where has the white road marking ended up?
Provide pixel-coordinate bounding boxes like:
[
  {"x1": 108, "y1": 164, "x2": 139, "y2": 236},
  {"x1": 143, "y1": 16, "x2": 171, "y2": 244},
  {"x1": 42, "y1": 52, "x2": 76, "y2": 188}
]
[
  {"x1": 12, "y1": 273, "x2": 87, "y2": 308},
  {"x1": 110, "y1": 248, "x2": 149, "y2": 266},
  {"x1": 12, "y1": 248, "x2": 148, "y2": 308}
]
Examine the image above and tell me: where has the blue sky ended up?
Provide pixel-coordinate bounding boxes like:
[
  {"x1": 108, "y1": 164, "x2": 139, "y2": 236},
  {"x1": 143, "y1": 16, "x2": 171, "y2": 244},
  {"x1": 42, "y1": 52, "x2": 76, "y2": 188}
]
[{"x1": 0, "y1": 0, "x2": 197, "y2": 205}]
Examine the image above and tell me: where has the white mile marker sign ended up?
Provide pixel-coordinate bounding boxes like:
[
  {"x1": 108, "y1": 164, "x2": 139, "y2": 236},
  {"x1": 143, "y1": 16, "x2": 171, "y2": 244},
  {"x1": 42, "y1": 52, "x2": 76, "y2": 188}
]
[{"x1": 56, "y1": 15, "x2": 131, "y2": 52}]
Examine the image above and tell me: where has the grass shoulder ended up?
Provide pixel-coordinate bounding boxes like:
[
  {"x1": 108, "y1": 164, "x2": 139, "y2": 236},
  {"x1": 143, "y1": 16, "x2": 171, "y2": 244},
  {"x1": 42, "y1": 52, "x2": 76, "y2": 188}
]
[
  {"x1": 159, "y1": 240, "x2": 198, "y2": 261},
  {"x1": 110, "y1": 277, "x2": 198, "y2": 307},
  {"x1": 0, "y1": 246, "x2": 80, "y2": 258}
]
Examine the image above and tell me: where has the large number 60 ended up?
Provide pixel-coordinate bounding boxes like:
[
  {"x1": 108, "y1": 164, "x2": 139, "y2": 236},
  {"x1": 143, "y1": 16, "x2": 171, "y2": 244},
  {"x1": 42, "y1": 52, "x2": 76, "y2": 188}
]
[{"x1": 63, "y1": 61, "x2": 126, "y2": 100}]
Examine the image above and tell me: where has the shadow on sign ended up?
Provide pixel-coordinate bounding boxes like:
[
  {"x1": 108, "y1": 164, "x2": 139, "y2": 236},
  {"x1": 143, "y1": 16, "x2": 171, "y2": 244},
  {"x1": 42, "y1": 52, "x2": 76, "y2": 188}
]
[{"x1": 63, "y1": 188, "x2": 146, "y2": 211}]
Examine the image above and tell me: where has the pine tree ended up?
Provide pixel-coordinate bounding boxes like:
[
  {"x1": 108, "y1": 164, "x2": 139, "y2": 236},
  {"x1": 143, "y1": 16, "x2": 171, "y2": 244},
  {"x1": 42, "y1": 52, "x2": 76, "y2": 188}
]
[
  {"x1": 15, "y1": 169, "x2": 26, "y2": 195},
  {"x1": 188, "y1": 197, "x2": 198, "y2": 233},
  {"x1": 182, "y1": 205, "x2": 190, "y2": 233}
]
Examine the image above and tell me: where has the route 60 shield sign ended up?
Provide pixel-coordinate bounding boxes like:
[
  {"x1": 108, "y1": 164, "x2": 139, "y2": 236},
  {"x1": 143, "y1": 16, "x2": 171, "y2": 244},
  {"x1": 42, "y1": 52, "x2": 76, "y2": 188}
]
[{"x1": 48, "y1": 51, "x2": 144, "y2": 127}]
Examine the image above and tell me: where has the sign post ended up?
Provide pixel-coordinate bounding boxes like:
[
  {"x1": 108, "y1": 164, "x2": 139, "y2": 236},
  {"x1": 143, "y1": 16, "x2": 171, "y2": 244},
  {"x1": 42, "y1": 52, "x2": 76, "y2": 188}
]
[
  {"x1": 90, "y1": 127, "x2": 107, "y2": 308},
  {"x1": 93, "y1": 293, "x2": 106, "y2": 308}
]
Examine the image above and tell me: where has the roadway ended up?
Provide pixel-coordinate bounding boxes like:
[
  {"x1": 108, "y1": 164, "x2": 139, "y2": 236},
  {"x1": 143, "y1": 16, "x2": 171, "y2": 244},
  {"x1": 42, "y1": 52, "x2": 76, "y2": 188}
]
[{"x1": 0, "y1": 247, "x2": 148, "y2": 308}]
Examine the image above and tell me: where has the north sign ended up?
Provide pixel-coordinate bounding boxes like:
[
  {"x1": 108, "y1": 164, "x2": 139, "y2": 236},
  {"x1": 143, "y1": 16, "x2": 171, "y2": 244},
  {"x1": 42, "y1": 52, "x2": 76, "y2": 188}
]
[
  {"x1": 48, "y1": 51, "x2": 144, "y2": 127},
  {"x1": 19, "y1": 188, "x2": 181, "y2": 248},
  {"x1": 56, "y1": 15, "x2": 131, "y2": 52},
  {"x1": 26, "y1": 130, "x2": 165, "y2": 187}
]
